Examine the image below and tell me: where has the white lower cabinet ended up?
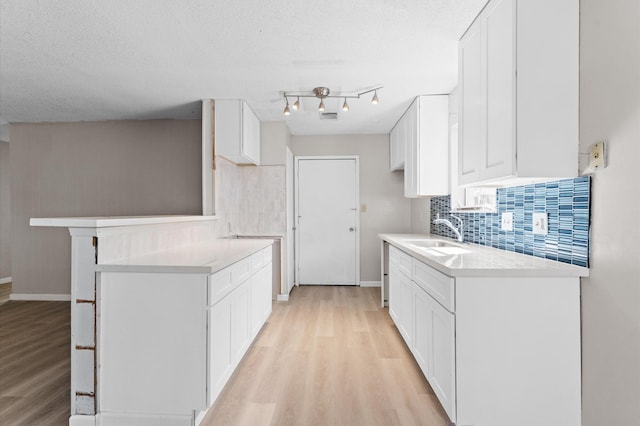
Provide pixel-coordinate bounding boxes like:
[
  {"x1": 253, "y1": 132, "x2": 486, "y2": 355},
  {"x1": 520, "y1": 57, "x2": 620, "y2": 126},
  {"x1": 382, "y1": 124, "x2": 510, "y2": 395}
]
[
  {"x1": 207, "y1": 246, "x2": 272, "y2": 410},
  {"x1": 387, "y1": 244, "x2": 582, "y2": 426},
  {"x1": 96, "y1": 245, "x2": 273, "y2": 426},
  {"x1": 412, "y1": 280, "x2": 456, "y2": 423}
]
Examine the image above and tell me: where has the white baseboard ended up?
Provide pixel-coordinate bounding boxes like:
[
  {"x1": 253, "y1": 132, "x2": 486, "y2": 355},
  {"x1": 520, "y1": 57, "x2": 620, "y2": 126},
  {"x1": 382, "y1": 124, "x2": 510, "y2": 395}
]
[
  {"x1": 276, "y1": 294, "x2": 289, "y2": 302},
  {"x1": 0, "y1": 277, "x2": 12, "y2": 285},
  {"x1": 10, "y1": 293, "x2": 71, "y2": 301},
  {"x1": 360, "y1": 281, "x2": 382, "y2": 287},
  {"x1": 69, "y1": 415, "x2": 96, "y2": 426}
]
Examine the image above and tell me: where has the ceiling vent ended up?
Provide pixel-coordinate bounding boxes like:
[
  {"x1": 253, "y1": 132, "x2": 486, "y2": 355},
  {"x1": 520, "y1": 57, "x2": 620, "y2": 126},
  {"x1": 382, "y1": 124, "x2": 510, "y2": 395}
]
[{"x1": 320, "y1": 112, "x2": 338, "y2": 120}]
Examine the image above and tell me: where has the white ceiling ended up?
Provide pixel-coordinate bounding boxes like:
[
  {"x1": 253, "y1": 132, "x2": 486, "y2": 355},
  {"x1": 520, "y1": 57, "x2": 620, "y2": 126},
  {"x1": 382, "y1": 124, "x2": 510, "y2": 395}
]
[{"x1": 0, "y1": 0, "x2": 486, "y2": 135}]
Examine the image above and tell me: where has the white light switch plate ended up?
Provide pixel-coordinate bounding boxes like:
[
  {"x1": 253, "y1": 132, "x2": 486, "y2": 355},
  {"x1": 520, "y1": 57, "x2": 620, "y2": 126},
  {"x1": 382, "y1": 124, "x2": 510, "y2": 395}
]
[
  {"x1": 533, "y1": 212, "x2": 548, "y2": 235},
  {"x1": 501, "y1": 212, "x2": 513, "y2": 231}
]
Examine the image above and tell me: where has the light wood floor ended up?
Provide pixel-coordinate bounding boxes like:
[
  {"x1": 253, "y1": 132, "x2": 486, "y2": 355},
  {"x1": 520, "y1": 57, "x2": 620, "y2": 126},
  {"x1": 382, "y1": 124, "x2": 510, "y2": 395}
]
[
  {"x1": 202, "y1": 286, "x2": 451, "y2": 426},
  {"x1": 0, "y1": 286, "x2": 450, "y2": 426},
  {"x1": 0, "y1": 300, "x2": 71, "y2": 425}
]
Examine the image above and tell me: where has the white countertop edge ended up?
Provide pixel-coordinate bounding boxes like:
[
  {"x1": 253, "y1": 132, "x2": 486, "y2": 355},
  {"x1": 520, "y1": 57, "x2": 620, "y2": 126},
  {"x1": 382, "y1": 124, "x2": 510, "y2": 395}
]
[
  {"x1": 380, "y1": 233, "x2": 589, "y2": 278},
  {"x1": 30, "y1": 215, "x2": 217, "y2": 228},
  {"x1": 95, "y1": 239, "x2": 273, "y2": 274}
]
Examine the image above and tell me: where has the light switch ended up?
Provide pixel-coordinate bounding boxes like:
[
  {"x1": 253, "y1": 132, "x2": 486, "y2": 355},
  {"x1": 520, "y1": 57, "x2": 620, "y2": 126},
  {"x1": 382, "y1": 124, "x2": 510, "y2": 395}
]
[
  {"x1": 533, "y1": 212, "x2": 548, "y2": 235},
  {"x1": 361, "y1": 204, "x2": 367, "y2": 213},
  {"x1": 501, "y1": 212, "x2": 513, "y2": 231}
]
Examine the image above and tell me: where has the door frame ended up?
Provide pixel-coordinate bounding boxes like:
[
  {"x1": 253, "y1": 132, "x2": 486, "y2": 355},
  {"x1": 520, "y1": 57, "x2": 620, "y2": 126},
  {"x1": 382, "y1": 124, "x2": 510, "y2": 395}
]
[{"x1": 294, "y1": 155, "x2": 360, "y2": 286}]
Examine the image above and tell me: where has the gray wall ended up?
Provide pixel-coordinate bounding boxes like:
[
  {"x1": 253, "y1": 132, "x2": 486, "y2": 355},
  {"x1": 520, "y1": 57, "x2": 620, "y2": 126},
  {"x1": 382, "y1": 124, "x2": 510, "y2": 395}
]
[
  {"x1": 0, "y1": 141, "x2": 10, "y2": 279},
  {"x1": 580, "y1": 0, "x2": 640, "y2": 423},
  {"x1": 291, "y1": 134, "x2": 412, "y2": 282},
  {"x1": 10, "y1": 119, "x2": 202, "y2": 295}
]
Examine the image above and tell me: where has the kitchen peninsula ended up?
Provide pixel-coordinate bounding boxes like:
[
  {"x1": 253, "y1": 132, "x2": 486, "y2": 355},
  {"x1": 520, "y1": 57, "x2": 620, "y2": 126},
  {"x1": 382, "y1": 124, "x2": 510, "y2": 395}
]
[{"x1": 30, "y1": 216, "x2": 274, "y2": 426}]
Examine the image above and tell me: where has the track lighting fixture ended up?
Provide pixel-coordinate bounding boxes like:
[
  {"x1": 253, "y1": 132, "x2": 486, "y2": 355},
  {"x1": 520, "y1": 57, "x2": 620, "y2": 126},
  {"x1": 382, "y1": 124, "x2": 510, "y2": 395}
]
[{"x1": 281, "y1": 85, "x2": 382, "y2": 116}]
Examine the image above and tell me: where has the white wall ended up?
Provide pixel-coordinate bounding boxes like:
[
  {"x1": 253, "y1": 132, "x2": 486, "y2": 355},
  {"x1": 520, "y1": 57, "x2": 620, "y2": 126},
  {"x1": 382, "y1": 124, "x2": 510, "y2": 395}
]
[
  {"x1": 0, "y1": 140, "x2": 11, "y2": 280},
  {"x1": 10, "y1": 120, "x2": 202, "y2": 296},
  {"x1": 579, "y1": 0, "x2": 640, "y2": 424},
  {"x1": 291, "y1": 134, "x2": 412, "y2": 282}
]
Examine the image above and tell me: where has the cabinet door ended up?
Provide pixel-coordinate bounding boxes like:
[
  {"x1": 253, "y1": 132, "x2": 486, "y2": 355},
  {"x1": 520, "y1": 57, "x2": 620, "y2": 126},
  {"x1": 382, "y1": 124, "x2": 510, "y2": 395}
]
[
  {"x1": 388, "y1": 262, "x2": 400, "y2": 324},
  {"x1": 458, "y1": 21, "x2": 483, "y2": 185},
  {"x1": 413, "y1": 283, "x2": 431, "y2": 378},
  {"x1": 389, "y1": 124, "x2": 404, "y2": 171},
  {"x1": 230, "y1": 279, "x2": 251, "y2": 365},
  {"x1": 404, "y1": 100, "x2": 419, "y2": 197},
  {"x1": 481, "y1": 0, "x2": 515, "y2": 181},
  {"x1": 241, "y1": 103, "x2": 261, "y2": 165},
  {"x1": 250, "y1": 263, "x2": 273, "y2": 339},
  {"x1": 429, "y1": 298, "x2": 457, "y2": 423},
  {"x1": 208, "y1": 300, "x2": 231, "y2": 405},
  {"x1": 398, "y1": 271, "x2": 414, "y2": 347}
]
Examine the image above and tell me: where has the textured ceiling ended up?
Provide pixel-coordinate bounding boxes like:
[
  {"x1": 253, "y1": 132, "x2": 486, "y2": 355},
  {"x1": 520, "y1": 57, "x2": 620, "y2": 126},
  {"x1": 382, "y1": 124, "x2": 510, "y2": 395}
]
[{"x1": 0, "y1": 0, "x2": 487, "y2": 135}]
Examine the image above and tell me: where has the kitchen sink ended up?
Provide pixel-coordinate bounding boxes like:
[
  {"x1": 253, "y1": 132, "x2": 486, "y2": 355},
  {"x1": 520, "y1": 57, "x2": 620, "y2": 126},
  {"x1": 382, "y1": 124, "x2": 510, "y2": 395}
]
[
  {"x1": 403, "y1": 239, "x2": 470, "y2": 255},
  {"x1": 404, "y1": 239, "x2": 460, "y2": 248}
]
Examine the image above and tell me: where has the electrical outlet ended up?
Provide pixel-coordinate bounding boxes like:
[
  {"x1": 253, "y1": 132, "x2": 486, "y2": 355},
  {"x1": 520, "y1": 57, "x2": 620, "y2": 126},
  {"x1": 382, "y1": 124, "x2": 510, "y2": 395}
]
[
  {"x1": 533, "y1": 212, "x2": 548, "y2": 235},
  {"x1": 501, "y1": 212, "x2": 513, "y2": 231}
]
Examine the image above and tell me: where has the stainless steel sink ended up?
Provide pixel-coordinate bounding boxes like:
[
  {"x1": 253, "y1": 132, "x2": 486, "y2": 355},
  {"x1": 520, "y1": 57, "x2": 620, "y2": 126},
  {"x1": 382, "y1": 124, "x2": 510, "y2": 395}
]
[
  {"x1": 404, "y1": 239, "x2": 460, "y2": 248},
  {"x1": 403, "y1": 239, "x2": 470, "y2": 255}
]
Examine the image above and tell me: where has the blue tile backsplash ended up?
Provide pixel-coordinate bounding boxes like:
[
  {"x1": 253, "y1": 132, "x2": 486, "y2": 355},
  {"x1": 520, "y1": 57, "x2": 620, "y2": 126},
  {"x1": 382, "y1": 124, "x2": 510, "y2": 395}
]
[{"x1": 430, "y1": 177, "x2": 591, "y2": 267}]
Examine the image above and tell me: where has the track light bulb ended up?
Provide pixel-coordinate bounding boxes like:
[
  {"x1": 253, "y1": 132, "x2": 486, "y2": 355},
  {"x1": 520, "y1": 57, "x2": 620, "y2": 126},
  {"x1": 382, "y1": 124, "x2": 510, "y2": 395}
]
[
  {"x1": 283, "y1": 97, "x2": 291, "y2": 115},
  {"x1": 318, "y1": 99, "x2": 325, "y2": 112},
  {"x1": 293, "y1": 97, "x2": 300, "y2": 110},
  {"x1": 342, "y1": 98, "x2": 349, "y2": 111},
  {"x1": 371, "y1": 90, "x2": 379, "y2": 105}
]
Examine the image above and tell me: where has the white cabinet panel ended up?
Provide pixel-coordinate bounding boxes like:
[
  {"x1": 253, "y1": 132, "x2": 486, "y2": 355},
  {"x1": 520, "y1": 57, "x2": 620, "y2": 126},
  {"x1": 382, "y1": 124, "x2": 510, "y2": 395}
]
[
  {"x1": 403, "y1": 96, "x2": 449, "y2": 197},
  {"x1": 98, "y1": 273, "x2": 207, "y2": 414},
  {"x1": 412, "y1": 282, "x2": 431, "y2": 376},
  {"x1": 215, "y1": 99, "x2": 261, "y2": 165}
]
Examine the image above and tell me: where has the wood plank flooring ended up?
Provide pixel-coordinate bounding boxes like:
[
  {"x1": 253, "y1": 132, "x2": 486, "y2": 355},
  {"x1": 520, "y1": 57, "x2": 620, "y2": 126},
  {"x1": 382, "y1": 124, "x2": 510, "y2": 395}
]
[
  {"x1": 0, "y1": 286, "x2": 450, "y2": 426},
  {"x1": 202, "y1": 286, "x2": 451, "y2": 426},
  {"x1": 0, "y1": 300, "x2": 71, "y2": 425}
]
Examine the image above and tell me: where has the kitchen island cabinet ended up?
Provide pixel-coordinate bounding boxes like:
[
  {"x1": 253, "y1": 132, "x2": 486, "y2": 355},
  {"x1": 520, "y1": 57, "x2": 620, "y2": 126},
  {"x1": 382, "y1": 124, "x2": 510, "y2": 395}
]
[
  {"x1": 30, "y1": 216, "x2": 273, "y2": 426},
  {"x1": 380, "y1": 233, "x2": 587, "y2": 426}
]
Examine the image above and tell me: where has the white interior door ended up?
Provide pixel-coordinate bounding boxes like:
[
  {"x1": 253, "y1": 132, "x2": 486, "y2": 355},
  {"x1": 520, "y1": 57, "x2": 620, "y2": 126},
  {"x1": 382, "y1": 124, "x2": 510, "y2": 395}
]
[{"x1": 295, "y1": 156, "x2": 359, "y2": 285}]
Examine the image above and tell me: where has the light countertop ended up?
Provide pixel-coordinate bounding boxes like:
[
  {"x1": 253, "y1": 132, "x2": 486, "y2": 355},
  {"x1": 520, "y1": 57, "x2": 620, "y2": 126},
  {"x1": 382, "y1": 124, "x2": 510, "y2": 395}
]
[
  {"x1": 96, "y1": 238, "x2": 273, "y2": 274},
  {"x1": 379, "y1": 233, "x2": 589, "y2": 278},
  {"x1": 30, "y1": 215, "x2": 217, "y2": 228}
]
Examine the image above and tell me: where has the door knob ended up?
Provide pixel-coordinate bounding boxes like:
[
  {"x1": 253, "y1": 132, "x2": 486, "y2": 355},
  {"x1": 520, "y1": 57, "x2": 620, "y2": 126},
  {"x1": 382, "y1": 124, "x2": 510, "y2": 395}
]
[{"x1": 349, "y1": 227, "x2": 355, "y2": 232}]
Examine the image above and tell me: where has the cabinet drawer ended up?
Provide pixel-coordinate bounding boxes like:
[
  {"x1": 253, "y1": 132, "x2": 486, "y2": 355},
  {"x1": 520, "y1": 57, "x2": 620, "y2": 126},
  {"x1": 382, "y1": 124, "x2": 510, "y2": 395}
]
[
  {"x1": 209, "y1": 267, "x2": 233, "y2": 305},
  {"x1": 390, "y1": 245, "x2": 412, "y2": 278},
  {"x1": 250, "y1": 250, "x2": 264, "y2": 273},
  {"x1": 233, "y1": 257, "x2": 252, "y2": 285},
  {"x1": 262, "y1": 246, "x2": 272, "y2": 264},
  {"x1": 412, "y1": 260, "x2": 455, "y2": 312}
]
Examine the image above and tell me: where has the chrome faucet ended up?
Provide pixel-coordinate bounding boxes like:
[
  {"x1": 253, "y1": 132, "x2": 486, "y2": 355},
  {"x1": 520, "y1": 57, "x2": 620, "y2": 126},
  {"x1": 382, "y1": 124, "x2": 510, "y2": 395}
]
[{"x1": 433, "y1": 214, "x2": 464, "y2": 243}]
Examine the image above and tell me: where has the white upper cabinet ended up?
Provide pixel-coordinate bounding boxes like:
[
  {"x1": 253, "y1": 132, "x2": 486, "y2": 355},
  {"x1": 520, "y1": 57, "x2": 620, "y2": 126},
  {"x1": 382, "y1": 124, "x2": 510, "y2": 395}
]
[
  {"x1": 403, "y1": 95, "x2": 449, "y2": 198},
  {"x1": 389, "y1": 116, "x2": 405, "y2": 171},
  {"x1": 458, "y1": 0, "x2": 579, "y2": 186},
  {"x1": 215, "y1": 99, "x2": 261, "y2": 165}
]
